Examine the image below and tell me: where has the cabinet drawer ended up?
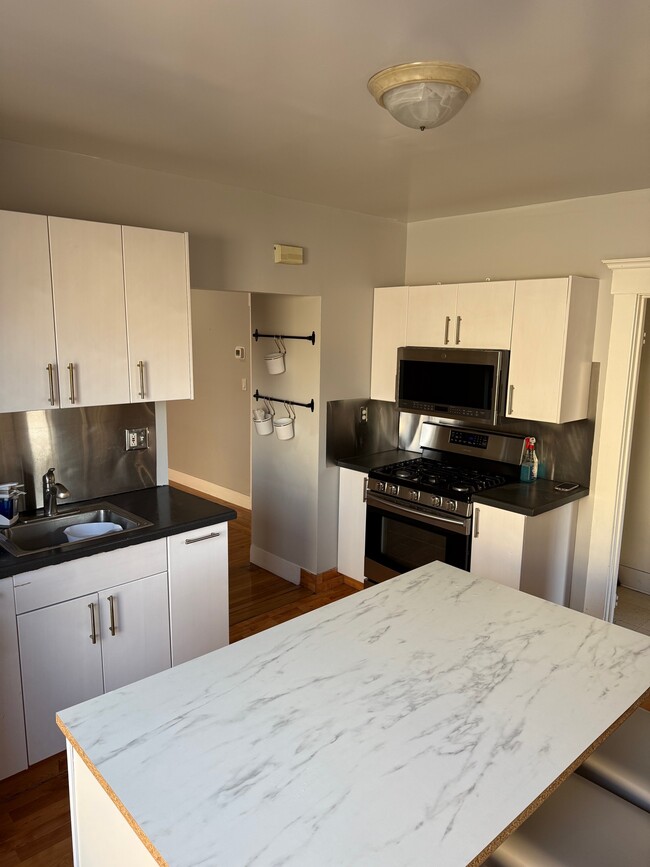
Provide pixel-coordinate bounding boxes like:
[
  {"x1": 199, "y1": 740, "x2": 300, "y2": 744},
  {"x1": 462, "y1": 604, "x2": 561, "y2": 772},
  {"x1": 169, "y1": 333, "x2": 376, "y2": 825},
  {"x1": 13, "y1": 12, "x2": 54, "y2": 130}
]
[{"x1": 13, "y1": 539, "x2": 167, "y2": 614}]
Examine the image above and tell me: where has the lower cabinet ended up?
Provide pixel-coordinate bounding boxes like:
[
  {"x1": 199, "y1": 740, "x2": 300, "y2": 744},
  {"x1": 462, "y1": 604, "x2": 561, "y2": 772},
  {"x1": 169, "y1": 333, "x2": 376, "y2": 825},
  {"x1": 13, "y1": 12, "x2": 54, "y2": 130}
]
[
  {"x1": 470, "y1": 502, "x2": 579, "y2": 605},
  {"x1": 168, "y1": 524, "x2": 229, "y2": 666},
  {"x1": 18, "y1": 572, "x2": 171, "y2": 765},
  {"x1": 2, "y1": 521, "x2": 230, "y2": 776},
  {"x1": 337, "y1": 468, "x2": 368, "y2": 584}
]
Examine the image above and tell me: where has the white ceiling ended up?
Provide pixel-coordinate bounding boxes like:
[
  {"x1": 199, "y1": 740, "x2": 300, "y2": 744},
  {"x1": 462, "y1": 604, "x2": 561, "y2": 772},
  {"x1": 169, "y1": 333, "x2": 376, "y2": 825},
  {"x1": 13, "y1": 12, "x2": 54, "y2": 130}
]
[{"x1": 2, "y1": 0, "x2": 649, "y2": 222}]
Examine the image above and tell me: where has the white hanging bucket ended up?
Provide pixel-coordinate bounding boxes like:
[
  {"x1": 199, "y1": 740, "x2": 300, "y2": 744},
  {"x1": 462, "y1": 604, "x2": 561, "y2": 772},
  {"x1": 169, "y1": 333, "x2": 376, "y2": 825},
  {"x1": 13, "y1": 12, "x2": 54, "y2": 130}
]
[
  {"x1": 273, "y1": 402, "x2": 295, "y2": 440},
  {"x1": 264, "y1": 337, "x2": 286, "y2": 375},
  {"x1": 252, "y1": 400, "x2": 274, "y2": 435}
]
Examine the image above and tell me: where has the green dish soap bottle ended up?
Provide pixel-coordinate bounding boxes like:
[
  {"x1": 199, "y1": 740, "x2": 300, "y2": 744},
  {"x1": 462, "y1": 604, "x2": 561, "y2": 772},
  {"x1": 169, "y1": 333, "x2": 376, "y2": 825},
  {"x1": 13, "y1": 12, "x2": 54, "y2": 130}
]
[{"x1": 520, "y1": 436, "x2": 539, "y2": 483}]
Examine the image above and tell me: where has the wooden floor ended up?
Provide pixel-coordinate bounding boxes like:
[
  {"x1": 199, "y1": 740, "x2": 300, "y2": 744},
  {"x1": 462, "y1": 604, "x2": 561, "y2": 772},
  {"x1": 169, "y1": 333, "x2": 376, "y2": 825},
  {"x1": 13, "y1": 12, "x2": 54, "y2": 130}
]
[{"x1": 0, "y1": 492, "x2": 356, "y2": 866}]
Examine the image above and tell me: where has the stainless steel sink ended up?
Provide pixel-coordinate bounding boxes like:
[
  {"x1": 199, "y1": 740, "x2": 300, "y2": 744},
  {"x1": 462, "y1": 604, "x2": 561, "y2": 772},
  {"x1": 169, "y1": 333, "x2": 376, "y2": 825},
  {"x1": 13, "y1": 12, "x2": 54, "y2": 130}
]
[{"x1": 0, "y1": 502, "x2": 153, "y2": 557}]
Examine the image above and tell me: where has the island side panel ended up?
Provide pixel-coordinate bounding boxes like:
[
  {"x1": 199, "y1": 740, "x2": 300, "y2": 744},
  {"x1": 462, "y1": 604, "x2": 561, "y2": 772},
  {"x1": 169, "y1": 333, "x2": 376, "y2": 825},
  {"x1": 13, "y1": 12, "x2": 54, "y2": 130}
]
[{"x1": 68, "y1": 747, "x2": 160, "y2": 867}]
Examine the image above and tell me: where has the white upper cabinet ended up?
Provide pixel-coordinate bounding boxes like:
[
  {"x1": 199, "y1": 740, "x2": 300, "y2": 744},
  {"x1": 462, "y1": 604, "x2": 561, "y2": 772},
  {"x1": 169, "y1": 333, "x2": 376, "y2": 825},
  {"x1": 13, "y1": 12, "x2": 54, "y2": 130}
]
[
  {"x1": 455, "y1": 281, "x2": 515, "y2": 349},
  {"x1": 0, "y1": 211, "x2": 58, "y2": 413},
  {"x1": 122, "y1": 226, "x2": 193, "y2": 402},
  {"x1": 406, "y1": 284, "x2": 458, "y2": 347},
  {"x1": 507, "y1": 277, "x2": 598, "y2": 423},
  {"x1": 49, "y1": 217, "x2": 130, "y2": 407},
  {"x1": 370, "y1": 286, "x2": 408, "y2": 401},
  {"x1": 406, "y1": 281, "x2": 514, "y2": 349}
]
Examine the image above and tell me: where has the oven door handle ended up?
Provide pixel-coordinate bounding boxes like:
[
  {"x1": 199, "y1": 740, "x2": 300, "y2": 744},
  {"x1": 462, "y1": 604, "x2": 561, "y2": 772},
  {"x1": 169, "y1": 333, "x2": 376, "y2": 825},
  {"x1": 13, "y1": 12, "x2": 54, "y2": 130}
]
[{"x1": 366, "y1": 492, "x2": 471, "y2": 536}]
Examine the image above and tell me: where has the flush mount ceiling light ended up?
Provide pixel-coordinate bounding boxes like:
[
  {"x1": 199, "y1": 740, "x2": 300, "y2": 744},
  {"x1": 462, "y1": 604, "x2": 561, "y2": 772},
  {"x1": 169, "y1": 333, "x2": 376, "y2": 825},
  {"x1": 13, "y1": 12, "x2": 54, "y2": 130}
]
[{"x1": 367, "y1": 61, "x2": 480, "y2": 131}]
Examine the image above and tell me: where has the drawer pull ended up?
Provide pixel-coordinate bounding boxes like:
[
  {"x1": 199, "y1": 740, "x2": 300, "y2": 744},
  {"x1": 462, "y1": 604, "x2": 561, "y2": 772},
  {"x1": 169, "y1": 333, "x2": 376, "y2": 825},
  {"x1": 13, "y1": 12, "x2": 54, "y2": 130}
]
[
  {"x1": 508, "y1": 384, "x2": 515, "y2": 415},
  {"x1": 444, "y1": 316, "x2": 451, "y2": 345},
  {"x1": 108, "y1": 594, "x2": 117, "y2": 636},
  {"x1": 185, "y1": 532, "x2": 221, "y2": 545},
  {"x1": 474, "y1": 507, "x2": 480, "y2": 539},
  {"x1": 455, "y1": 315, "x2": 462, "y2": 344},
  {"x1": 88, "y1": 603, "x2": 97, "y2": 644}
]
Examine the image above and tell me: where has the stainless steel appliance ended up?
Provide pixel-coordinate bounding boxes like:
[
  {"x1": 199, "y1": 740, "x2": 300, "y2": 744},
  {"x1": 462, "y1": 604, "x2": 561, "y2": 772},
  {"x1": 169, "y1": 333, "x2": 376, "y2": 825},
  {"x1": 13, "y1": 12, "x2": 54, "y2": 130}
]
[
  {"x1": 397, "y1": 346, "x2": 509, "y2": 425},
  {"x1": 364, "y1": 422, "x2": 525, "y2": 586}
]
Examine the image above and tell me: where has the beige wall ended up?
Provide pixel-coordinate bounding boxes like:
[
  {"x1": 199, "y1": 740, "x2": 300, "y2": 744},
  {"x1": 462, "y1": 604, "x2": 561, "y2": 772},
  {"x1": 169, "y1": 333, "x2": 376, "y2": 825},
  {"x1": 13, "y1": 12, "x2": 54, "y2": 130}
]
[
  {"x1": 167, "y1": 289, "x2": 251, "y2": 503},
  {"x1": 405, "y1": 188, "x2": 650, "y2": 610},
  {"x1": 619, "y1": 303, "x2": 650, "y2": 593},
  {"x1": 0, "y1": 138, "x2": 407, "y2": 572},
  {"x1": 250, "y1": 294, "x2": 321, "y2": 579}
]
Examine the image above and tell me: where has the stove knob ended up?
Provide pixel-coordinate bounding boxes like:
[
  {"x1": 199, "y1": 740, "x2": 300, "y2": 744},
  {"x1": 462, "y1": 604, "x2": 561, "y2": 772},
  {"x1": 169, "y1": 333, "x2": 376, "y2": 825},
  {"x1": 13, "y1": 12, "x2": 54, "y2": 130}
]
[
  {"x1": 388, "y1": 484, "x2": 398, "y2": 496},
  {"x1": 377, "y1": 481, "x2": 385, "y2": 493},
  {"x1": 444, "y1": 499, "x2": 458, "y2": 512},
  {"x1": 431, "y1": 495, "x2": 442, "y2": 508},
  {"x1": 409, "y1": 490, "x2": 420, "y2": 502}
]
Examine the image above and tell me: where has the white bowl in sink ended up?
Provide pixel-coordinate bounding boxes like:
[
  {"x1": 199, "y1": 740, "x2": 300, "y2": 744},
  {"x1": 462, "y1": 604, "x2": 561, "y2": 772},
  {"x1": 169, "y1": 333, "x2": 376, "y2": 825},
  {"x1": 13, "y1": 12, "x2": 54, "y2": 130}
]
[{"x1": 64, "y1": 522, "x2": 122, "y2": 542}]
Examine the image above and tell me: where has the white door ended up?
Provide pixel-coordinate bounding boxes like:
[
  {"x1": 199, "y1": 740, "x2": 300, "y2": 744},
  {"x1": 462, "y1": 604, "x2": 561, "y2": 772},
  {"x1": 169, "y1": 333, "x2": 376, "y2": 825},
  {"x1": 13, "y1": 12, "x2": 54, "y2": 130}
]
[
  {"x1": 48, "y1": 217, "x2": 130, "y2": 407},
  {"x1": 17, "y1": 594, "x2": 104, "y2": 764},
  {"x1": 455, "y1": 281, "x2": 515, "y2": 349},
  {"x1": 406, "y1": 284, "x2": 457, "y2": 347},
  {"x1": 168, "y1": 523, "x2": 229, "y2": 666},
  {"x1": 99, "y1": 572, "x2": 171, "y2": 693},
  {"x1": 370, "y1": 286, "x2": 408, "y2": 401},
  {"x1": 0, "y1": 210, "x2": 58, "y2": 412},
  {"x1": 122, "y1": 226, "x2": 193, "y2": 402},
  {"x1": 470, "y1": 504, "x2": 524, "y2": 590},
  {"x1": 508, "y1": 278, "x2": 569, "y2": 422}
]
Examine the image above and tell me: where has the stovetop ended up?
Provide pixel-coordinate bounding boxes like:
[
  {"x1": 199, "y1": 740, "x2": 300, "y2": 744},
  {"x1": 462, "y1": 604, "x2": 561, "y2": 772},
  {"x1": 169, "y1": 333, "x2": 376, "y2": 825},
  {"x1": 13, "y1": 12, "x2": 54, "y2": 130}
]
[{"x1": 369, "y1": 458, "x2": 508, "y2": 500}]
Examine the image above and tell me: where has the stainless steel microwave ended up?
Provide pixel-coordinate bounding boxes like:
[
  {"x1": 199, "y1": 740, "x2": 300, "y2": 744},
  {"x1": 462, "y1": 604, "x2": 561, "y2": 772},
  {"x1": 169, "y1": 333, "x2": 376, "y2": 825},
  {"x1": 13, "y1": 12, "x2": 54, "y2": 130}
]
[{"x1": 396, "y1": 346, "x2": 509, "y2": 425}]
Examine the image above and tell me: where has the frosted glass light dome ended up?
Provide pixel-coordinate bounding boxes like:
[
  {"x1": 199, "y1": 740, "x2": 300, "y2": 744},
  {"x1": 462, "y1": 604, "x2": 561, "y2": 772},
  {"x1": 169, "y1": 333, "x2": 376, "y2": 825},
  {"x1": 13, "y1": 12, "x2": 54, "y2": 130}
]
[{"x1": 368, "y1": 61, "x2": 480, "y2": 131}]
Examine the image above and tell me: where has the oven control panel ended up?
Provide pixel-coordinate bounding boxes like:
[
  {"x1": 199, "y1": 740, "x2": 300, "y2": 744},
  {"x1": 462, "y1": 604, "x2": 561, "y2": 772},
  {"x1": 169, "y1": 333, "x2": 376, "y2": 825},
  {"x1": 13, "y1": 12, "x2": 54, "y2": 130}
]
[{"x1": 448, "y1": 430, "x2": 489, "y2": 450}]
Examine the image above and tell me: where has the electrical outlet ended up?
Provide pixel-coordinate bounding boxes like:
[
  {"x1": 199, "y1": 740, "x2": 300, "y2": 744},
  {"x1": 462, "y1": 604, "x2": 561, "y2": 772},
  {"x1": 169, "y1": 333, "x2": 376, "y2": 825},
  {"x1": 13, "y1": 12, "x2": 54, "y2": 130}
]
[
  {"x1": 125, "y1": 428, "x2": 149, "y2": 451},
  {"x1": 235, "y1": 346, "x2": 246, "y2": 359},
  {"x1": 360, "y1": 406, "x2": 368, "y2": 423}
]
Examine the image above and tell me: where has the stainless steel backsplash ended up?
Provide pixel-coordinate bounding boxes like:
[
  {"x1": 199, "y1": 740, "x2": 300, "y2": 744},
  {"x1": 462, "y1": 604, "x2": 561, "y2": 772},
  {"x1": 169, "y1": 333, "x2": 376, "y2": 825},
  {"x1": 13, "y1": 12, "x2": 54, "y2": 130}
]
[
  {"x1": 0, "y1": 404, "x2": 157, "y2": 510},
  {"x1": 326, "y1": 399, "x2": 399, "y2": 465}
]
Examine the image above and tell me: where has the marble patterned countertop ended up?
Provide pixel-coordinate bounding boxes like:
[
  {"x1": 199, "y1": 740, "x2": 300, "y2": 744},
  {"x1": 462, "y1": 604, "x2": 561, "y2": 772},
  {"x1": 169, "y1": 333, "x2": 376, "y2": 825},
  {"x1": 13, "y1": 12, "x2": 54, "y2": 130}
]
[{"x1": 58, "y1": 562, "x2": 650, "y2": 867}]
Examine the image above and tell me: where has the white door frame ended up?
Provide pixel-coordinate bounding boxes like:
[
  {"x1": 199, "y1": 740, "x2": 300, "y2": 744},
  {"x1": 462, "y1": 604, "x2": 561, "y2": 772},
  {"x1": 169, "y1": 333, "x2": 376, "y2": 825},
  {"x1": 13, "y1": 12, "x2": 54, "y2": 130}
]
[{"x1": 584, "y1": 258, "x2": 650, "y2": 619}]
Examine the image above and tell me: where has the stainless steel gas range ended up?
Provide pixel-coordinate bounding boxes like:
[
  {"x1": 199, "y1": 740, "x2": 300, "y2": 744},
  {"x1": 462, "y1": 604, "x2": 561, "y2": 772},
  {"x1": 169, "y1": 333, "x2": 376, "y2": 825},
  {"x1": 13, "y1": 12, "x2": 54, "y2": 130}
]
[{"x1": 364, "y1": 422, "x2": 526, "y2": 586}]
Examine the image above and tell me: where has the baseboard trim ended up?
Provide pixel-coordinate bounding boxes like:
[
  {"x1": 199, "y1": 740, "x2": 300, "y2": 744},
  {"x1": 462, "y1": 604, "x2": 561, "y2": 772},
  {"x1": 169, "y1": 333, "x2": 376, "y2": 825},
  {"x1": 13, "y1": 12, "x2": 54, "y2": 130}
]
[
  {"x1": 619, "y1": 565, "x2": 650, "y2": 595},
  {"x1": 300, "y1": 568, "x2": 346, "y2": 593},
  {"x1": 250, "y1": 546, "x2": 301, "y2": 585},
  {"x1": 168, "y1": 469, "x2": 251, "y2": 510},
  {"x1": 342, "y1": 576, "x2": 364, "y2": 591}
]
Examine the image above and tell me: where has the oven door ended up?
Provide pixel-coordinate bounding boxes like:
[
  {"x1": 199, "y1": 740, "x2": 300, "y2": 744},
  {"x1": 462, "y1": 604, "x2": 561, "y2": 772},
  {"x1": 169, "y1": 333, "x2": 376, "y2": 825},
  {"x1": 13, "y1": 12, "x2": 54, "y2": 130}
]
[{"x1": 364, "y1": 492, "x2": 471, "y2": 586}]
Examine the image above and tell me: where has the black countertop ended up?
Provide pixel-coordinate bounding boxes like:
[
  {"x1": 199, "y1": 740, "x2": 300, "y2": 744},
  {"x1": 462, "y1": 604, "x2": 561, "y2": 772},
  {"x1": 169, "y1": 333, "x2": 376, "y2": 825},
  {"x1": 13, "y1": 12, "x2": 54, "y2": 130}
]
[
  {"x1": 337, "y1": 449, "x2": 422, "y2": 473},
  {"x1": 337, "y1": 453, "x2": 588, "y2": 518},
  {"x1": 0, "y1": 486, "x2": 237, "y2": 580},
  {"x1": 473, "y1": 478, "x2": 589, "y2": 517}
]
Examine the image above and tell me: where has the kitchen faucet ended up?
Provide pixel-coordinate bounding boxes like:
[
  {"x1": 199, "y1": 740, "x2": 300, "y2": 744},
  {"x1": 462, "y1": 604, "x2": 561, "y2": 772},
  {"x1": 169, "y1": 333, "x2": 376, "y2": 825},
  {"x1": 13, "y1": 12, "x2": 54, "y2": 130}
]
[{"x1": 42, "y1": 468, "x2": 70, "y2": 517}]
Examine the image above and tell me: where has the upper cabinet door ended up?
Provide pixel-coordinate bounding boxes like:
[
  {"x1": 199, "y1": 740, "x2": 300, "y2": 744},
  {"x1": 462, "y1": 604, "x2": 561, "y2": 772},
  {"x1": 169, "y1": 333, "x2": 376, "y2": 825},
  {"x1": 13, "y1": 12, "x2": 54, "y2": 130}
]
[
  {"x1": 507, "y1": 277, "x2": 598, "y2": 423},
  {"x1": 122, "y1": 226, "x2": 193, "y2": 402},
  {"x1": 406, "y1": 284, "x2": 457, "y2": 347},
  {"x1": 48, "y1": 217, "x2": 130, "y2": 407},
  {"x1": 370, "y1": 286, "x2": 408, "y2": 401},
  {"x1": 0, "y1": 211, "x2": 58, "y2": 412},
  {"x1": 455, "y1": 281, "x2": 515, "y2": 349}
]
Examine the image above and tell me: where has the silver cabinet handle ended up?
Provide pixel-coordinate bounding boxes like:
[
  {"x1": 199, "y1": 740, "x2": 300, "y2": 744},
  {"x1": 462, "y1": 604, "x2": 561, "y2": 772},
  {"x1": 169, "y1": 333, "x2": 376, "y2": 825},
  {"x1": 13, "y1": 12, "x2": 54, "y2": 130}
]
[
  {"x1": 107, "y1": 595, "x2": 116, "y2": 636},
  {"x1": 137, "y1": 360, "x2": 145, "y2": 399},
  {"x1": 68, "y1": 363, "x2": 76, "y2": 404},
  {"x1": 363, "y1": 477, "x2": 368, "y2": 503},
  {"x1": 46, "y1": 363, "x2": 55, "y2": 405},
  {"x1": 474, "y1": 507, "x2": 480, "y2": 538},
  {"x1": 455, "y1": 315, "x2": 462, "y2": 344},
  {"x1": 444, "y1": 316, "x2": 451, "y2": 345},
  {"x1": 185, "y1": 531, "x2": 221, "y2": 545},
  {"x1": 508, "y1": 384, "x2": 515, "y2": 415},
  {"x1": 88, "y1": 603, "x2": 97, "y2": 644}
]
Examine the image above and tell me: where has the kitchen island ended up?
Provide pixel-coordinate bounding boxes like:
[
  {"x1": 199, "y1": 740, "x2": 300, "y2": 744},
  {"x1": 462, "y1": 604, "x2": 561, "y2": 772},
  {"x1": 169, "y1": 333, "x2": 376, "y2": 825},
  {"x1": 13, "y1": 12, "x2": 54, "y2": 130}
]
[{"x1": 58, "y1": 562, "x2": 650, "y2": 866}]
